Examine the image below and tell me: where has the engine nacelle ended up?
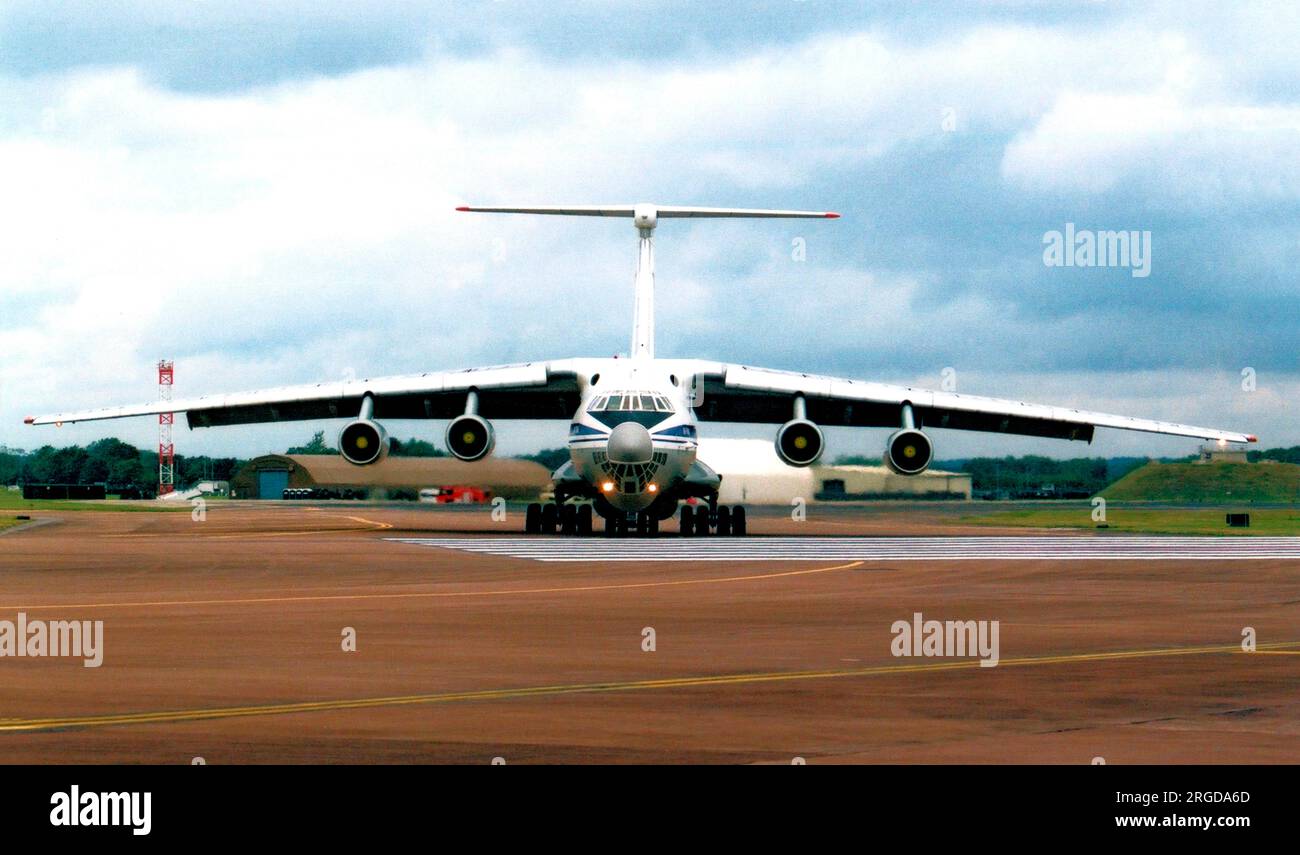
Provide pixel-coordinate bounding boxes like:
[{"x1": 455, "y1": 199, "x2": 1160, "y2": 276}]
[
  {"x1": 446, "y1": 414, "x2": 495, "y2": 461},
  {"x1": 775, "y1": 419, "x2": 825, "y2": 467},
  {"x1": 338, "y1": 419, "x2": 389, "y2": 466},
  {"x1": 885, "y1": 428, "x2": 933, "y2": 475}
]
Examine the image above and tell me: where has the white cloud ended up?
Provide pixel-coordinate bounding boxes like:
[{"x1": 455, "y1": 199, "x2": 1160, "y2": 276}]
[
  {"x1": 1, "y1": 17, "x2": 1296, "y2": 455},
  {"x1": 1002, "y1": 91, "x2": 1300, "y2": 204}
]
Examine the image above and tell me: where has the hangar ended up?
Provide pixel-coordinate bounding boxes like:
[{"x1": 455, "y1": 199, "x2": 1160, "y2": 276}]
[
  {"x1": 229, "y1": 454, "x2": 550, "y2": 500},
  {"x1": 698, "y1": 439, "x2": 971, "y2": 504},
  {"x1": 229, "y1": 444, "x2": 969, "y2": 503}
]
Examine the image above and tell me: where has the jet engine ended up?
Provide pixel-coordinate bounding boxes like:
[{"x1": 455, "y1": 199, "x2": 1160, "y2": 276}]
[
  {"x1": 884, "y1": 428, "x2": 933, "y2": 475},
  {"x1": 775, "y1": 419, "x2": 825, "y2": 467},
  {"x1": 446, "y1": 414, "x2": 495, "y2": 461},
  {"x1": 338, "y1": 419, "x2": 389, "y2": 466}
]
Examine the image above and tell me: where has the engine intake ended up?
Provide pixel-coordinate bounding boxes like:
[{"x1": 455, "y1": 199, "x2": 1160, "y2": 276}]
[
  {"x1": 338, "y1": 419, "x2": 389, "y2": 466},
  {"x1": 775, "y1": 419, "x2": 824, "y2": 467},
  {"x1": 446, "y1": 414, "x2": 495, "y2": 461},
  {"x1": 885, "y1": 428, "x2": 932, "y2": 475}
]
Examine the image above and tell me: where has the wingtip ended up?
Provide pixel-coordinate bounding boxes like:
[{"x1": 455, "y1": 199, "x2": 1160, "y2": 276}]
[
  {"x1": 824, "y1": 212, "x2": 841, "y2": 218},
  {"x1": 455, "y1": 206, "x2": 471, "y2": 212},
  {"x1": 23, "y1": 416, "x2": 34, "y2": 425},
  {"x1": 1247, "y1": 434, "x2": 1258, "y2": 443}
]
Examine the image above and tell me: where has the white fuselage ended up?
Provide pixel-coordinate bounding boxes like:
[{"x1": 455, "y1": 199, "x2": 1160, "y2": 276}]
[{"x1": 566, "y1": 357, "x2": 699, "y2": 511}]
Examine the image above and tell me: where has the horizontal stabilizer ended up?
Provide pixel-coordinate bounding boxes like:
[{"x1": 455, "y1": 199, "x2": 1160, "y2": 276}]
[
  {"x1": 455, "y1": 203, "x2": 840, "y2": 360},
  {"x1": 456, "y1": 204, "x2": 839, "y2": 219}
]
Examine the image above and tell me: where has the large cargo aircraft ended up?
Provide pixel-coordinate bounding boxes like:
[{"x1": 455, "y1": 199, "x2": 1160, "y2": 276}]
[{"x1": 27, "y1": 204, "x2": 1255, "y2": 536}]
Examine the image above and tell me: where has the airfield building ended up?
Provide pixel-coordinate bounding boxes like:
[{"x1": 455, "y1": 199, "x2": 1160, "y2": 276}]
[
  {"x1": 1197, "y1": 443, "x2": 1250, "y2": 464},
  {"x1": 230, "y1": 454, "x2": 550, "y2": 500},
  {"x1": 698, "y1": 439, "x2": 971, "y2": 504}
]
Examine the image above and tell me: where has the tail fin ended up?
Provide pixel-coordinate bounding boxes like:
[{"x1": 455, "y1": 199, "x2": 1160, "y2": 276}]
[{"x1": 456, "y1": 204, "x2": 840, "y2": 358}]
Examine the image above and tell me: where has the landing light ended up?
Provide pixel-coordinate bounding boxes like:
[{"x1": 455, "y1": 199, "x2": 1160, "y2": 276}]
[
  {"x1": 647, "y1": 483, "x2": 658, "y2": 493},
  {"x1": 602, "y1": 481, "x2": 615, "y2": 492}
]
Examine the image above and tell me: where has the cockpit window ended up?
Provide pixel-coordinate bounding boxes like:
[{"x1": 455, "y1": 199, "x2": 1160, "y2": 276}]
[{"x1": 588, "y1": 391, "x2": 676, "y2": 413}]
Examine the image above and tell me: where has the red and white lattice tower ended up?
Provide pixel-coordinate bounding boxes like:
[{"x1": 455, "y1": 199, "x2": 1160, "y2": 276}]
[{"x1": 157, "y1": 360, "x2": 175, "y2": 496}]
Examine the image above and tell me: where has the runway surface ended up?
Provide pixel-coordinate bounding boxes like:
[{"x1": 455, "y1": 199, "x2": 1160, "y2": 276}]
[
  {"x1": 388, "y1": 535, "x2": 1300, "y2": 561},
  {"x1": 1, "y1": 502, "x2": 1297, "y2": 763}
]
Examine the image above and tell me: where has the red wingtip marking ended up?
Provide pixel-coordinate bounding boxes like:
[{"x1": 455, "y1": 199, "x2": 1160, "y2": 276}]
[
  {"x1": 1247, "y1": 434, "x2": 1258, "y2": 443},
  {"x1": 824, "y1": 212, "x2": 841, "y2": 218},
  {"x1": 455, "y1": 206, "x2": 471, "y2": 212},
  {"x1": 23, "y1": 416, "x2": 34, "y2": 424}
]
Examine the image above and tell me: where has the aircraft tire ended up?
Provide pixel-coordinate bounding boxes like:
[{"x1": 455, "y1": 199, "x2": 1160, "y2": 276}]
[
  {"x1": 715, "y1": 505, "x2": 732, "y2": 536},
  {"x1": 540, "y1": 503, "x2": 558, "y2": 534}
]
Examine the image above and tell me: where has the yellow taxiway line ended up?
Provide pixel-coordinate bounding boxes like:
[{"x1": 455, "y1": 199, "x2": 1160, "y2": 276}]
[
  {"x1": 0, "y1": 560, "x2": 866, "y2": 612},
  {"x1": 101, "y1": 515, "x2": 394, "y2": 539},
  {"x1": 2, "y1": 641, "x2": 1295, "y2": 734}
]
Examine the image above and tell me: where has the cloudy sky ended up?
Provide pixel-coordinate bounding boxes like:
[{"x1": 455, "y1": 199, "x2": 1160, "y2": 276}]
[{"x1": 1, "y1": 1, "x2": 1296, "y2": 461}]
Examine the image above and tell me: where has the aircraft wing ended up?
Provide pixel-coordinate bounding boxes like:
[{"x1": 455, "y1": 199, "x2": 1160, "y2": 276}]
[
  {"x1": 685, "y1": 362, "x2": 1256, "y2": 444},
  {"x1": 25, "y1": 361, "x2": 583, "y2": 428}
]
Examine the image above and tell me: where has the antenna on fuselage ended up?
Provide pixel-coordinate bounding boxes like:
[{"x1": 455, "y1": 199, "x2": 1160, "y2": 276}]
[{"x1": 455, "y1": 204, "x2": 840, "y2": 360}]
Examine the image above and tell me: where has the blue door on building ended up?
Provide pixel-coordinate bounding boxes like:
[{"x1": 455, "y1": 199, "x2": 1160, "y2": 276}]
[{"x1": 257, "y1": 469, "x2": 290, "y2": 499}]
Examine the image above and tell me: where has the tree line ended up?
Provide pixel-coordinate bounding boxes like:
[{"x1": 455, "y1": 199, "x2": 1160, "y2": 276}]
[
  {"x1": 0, "y1": 431, "x2": 449, "y2": 492},
  {"x1": 286, "y1": 430, "x2": 447, "y2": 458},
  {"x1": 0, "y1": 439, "x2": 241, "y2": 492},
  {"x1": 831, "y1": 453, "x2": 1124, "y2": 496},
  {"x1": 5, "y1": 437, "x2": 1296, "y2": 497}
]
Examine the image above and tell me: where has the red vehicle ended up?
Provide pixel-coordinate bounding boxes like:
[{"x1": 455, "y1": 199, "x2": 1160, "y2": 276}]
[{"x1": 420, "y1": 486, "x2": 492, "y2": 504}]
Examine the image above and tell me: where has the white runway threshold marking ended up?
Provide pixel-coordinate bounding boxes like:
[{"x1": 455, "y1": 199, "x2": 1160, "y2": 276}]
[{"x1": 384, "y1": 536, "x2": 1300, "y2": 563}]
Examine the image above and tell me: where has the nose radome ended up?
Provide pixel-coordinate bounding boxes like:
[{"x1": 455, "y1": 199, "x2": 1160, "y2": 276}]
[{"x1": 607, "y1": 422, "x2": 653, "y2": 463}]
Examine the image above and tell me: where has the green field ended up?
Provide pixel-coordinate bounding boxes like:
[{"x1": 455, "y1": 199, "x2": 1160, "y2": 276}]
[
  {"x1": 0, "y1": 491, "x2": 188, "y2": 514},
  {"x1": 1102, "y1": 461, "x2": 1300, "y2": 504},
  {"x1": 0, "y1": 516, "x2": 27, "y2": 532},
  {"x1": 965, "y1": 506, "x2": 1300, "y2": 536}
]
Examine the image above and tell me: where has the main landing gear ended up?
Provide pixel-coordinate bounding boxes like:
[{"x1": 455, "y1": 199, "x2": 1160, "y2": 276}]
[
  {"x1": 678, "y1": 502, "x2": 746, "y2": 536},
  {"x1": 524, "y1": 502, "x2": 594, "y2": 536}
]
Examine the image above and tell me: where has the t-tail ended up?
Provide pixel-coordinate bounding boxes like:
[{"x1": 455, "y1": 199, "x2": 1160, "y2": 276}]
[{"x1": 455, "y1": 204, "x2": 840, "y2": 359}]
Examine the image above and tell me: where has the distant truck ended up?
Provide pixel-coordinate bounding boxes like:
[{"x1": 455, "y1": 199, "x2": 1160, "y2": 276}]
[{"x1": 419, "y1": 486, "x2": 492, "y2": 504}]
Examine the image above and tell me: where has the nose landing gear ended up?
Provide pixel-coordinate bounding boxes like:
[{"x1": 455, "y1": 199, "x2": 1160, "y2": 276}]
[
  {"x1": 602, "y1": 511, "x2": 658, "y2": 536},
  {"x1": 524, "y1": 499, "x2": 746, "y2": 537}
]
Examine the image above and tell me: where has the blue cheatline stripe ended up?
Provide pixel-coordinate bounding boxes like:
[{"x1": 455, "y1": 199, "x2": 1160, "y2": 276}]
[
  {"x1": 384, "y1": 536, "x2": 1300, "y2": 563},
  {"x1": 568, "y1": 438, "x2": 689, "y2": 446}
]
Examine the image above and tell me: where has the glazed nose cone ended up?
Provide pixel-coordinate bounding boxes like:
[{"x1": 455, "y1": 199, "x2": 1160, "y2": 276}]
[{"x1": 607, "y1": 422, "x2": 653, "y2": 464}]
